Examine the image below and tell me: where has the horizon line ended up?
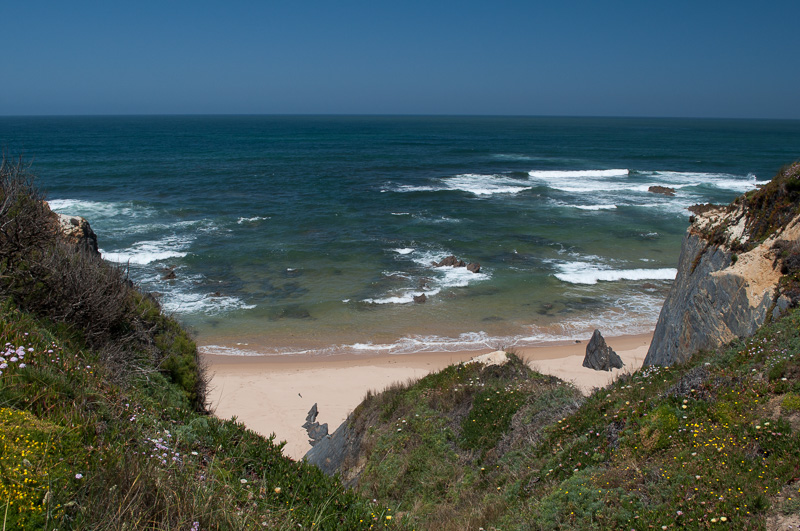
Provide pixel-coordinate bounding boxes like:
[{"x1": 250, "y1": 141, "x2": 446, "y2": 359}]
[{"x1": 2, "y1": 112, "x2": 800, "y2": 122}]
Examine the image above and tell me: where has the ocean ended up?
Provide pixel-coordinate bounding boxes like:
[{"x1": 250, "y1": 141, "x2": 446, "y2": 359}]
[{"x1": 2, "y1": 115, "x2": 799, "y2": 356}]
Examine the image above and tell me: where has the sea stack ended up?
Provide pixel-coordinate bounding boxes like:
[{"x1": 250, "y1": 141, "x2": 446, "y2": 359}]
[{"x1": 583, "y1": 330, "x2": 624, "y2": 371}]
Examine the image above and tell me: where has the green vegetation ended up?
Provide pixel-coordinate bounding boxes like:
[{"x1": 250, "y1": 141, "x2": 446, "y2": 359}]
[
  {"x1": 0, "y1": 158, "x2": 401, "y2": 529},
  {"x1": 345, "y1": 357, "x2": 585, "y2": 527},
  {"x1": 338, "y1": 311, "x2": 800, "y2": 529},
  {"x1": 739, "y1": 161, "x2": 800, "y2": 246}
]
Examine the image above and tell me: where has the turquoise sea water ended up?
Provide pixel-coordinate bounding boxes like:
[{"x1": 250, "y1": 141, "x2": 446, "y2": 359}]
[{"x1": 2, "y1": 116, "x2": 799, "y2": 355}]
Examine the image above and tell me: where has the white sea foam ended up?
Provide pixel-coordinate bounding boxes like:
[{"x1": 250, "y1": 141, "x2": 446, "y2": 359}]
[
  {"x1": 635, "y1": 202, "x2": 691, "y2": 216},
  {"x1": 528, "y1": 169, "x2": 629, "y2": 179},
  {"x1": 117, "y1": 220, "x2": 214, "y2": 236},
  {"x1": 389, "y1": 331, "x2": 503, "y2": 353},
  {"x1": 48, "y1": 198, "x2": 154, "y2": 220},
  {"x1": 528, "y1": 168, "x2": 765, "y2": 198},
  {"x1": 363, "y1": 250, "x2": 489, "y2": 305},
  {"x1": 237, "y1": 216, "x2": 270, "y2": 224},
  {"x1": 436, "y1": 263, "x2": 489, "y2": 288},
  {"x1": 160, "y1": 291, "x2": 256, "y2": 316},
  {"x1": 396, "y1": 173, "x2": 532, "y2": 196},
  {"x1": 443, "y1": 174, "x2": 532, "y2": 196},
  {"x1": 102, "y1": 249, "x2": 187, "y2": 265},
  {"x1": 101, "y1": 235, "x2": 193, "y2": 265},
  {"x1": 395, "y1": 184, "x2": 439, "y2": 193},
  {"x1": 548, "y1": 182, "x2": 652, "y2": 194},
  {"x1": 200, "y1": 345, "x2": 263, "y2": 357},
  {"x1": 362, "y1": 287, "x2": 442, "y2": 305},
  {"x1": 572, "y1": 204, "x2": 618, "y2": 211},
  {"x1": 428, "y1": 216, "x2": 461, "y2": 224},
  {"x1": 649, "y1": 171, "x2": 767, "y2": 192},
  {"x1": 554, "y1": 261, "x2": 677, "y2": 285},
  {"x1": 181, "y1": 219, "x2": 220, "y2": 233},
  {"x1": 710, "y1": 177, "x2": 769, "y2": 193},
  {"x1": 350, "y1": 342, "x2": 394, "y2": 351},
  {"x1": 393, "y1": 248, "x2": 415, "y2": 255},
  {"x1": 527, "y1": 169, "x2": 644, "y2": 195}
]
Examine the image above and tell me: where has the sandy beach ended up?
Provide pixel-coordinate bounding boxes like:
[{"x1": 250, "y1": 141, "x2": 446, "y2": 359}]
[{"x1": 206, "y1": 333, "x2": 650, "y2": 460}]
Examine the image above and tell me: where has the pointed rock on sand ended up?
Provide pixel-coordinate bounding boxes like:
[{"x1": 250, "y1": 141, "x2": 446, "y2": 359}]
[{"x1": 583, "y1": 330, "x2": 624, "y2": 371}]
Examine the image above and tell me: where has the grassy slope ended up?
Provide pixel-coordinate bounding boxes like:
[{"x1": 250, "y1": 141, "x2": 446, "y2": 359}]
[
  {"x1": 0, "y1": 160, "x2": 402, "y2": 530},
  {"x1": 0, "y1": 301, "x2": 404, "y2": 530},
  {"x1": 0, "y1": 302, "x2": 406, "y2": 530},
  {"x1": 343, "y1": 311, "x2": 800, "y2": 530}
]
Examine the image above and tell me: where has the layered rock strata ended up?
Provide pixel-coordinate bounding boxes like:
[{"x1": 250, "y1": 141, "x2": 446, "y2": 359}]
[{"x1": 645, "y1": 163, "x2": 800, "y2": 366}]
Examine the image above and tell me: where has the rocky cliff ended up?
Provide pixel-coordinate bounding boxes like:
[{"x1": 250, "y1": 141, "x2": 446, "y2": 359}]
[
  {"x1": 644, "y1": 162, "x2": 800, "y2": 366},
  {"x1": 53, "y1": 211, "x2": 99, "y2": 255}
]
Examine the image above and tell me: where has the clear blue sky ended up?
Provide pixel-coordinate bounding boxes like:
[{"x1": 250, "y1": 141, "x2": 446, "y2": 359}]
[{"x1": 3, "y1": 1, "x2": 799, "y2": 118}]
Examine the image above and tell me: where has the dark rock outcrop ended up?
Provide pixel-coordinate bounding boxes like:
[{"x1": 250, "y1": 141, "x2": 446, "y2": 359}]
[
  {"x1": 433, "y1": 255, "x2": 481, "y2": 273},
  {"x1": 582, "y1": 330, "x2": 624, "y2": 371},
  {"x1": 688, "y1": 203, "x2": 722, "y2": 216},
  {"x1": 413, "y1": 293, "x2": 427, "y2": 303},
  {"x1": 433, "y1": 255, "x2": 465, "y2": 268},
  {"x1": 302, "y1": 403, "x2": 329, "y2": 447},
  {"x1": 644, "y1": 230, "x2": 746, "y2": 366},
  {"x1": 304, "y1": 417, "x2": 362, "y2": 482},
  {"x1": 649, "y1": 185, "x2": 676, "y2": 196}
]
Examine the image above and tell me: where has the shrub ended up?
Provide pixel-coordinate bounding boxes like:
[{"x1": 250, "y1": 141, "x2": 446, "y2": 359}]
[
  {"x1": 0, "y1": 156, "x2": 57, "y2": 271},
  {"x1": 741, "y1": 161, "x2": 800, "y2": 244},
  {"x1": 0, "y1": 157, "x2": 208, "y2": 410}
]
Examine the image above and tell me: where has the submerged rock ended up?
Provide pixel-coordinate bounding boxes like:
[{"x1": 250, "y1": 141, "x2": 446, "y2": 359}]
[
  {"x1": 433, "y1": 255, "x2": 481, "y2": 273},
  {"x1": 649, "y1": 185, "x2": 676, "y2": 196},
  {"x1": 583, "y1": 330, "x2": 624, "y2": 371},
  {"x1": 433, "y1": 255, "x2": 465, "y2": 268}
]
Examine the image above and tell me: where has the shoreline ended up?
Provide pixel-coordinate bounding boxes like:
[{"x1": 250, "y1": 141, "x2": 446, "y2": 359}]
[{"x1": 205, "y1": 332, "x2": 651, "y2": 460}]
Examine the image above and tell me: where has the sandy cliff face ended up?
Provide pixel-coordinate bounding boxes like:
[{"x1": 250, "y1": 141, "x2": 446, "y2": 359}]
[{"x1": 644, "y1": 163, "x2": 800, "y2": 366}]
